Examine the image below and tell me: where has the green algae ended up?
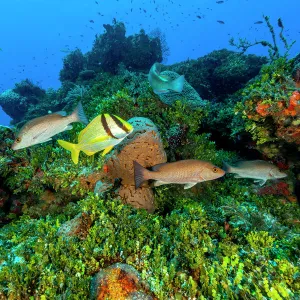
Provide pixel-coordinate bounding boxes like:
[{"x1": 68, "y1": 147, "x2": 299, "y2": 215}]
[{"x1": 0, "y1": 190, "x2": 299, "y2": 299}]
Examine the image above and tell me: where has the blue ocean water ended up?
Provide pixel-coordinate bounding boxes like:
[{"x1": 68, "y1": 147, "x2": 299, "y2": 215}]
[{"x1": 0, "y1": 0, "x2": 299, "y2": 125}]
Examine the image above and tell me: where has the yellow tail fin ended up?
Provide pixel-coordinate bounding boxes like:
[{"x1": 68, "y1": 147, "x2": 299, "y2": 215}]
[{"x1": 57, "y1": 140, "x2": 80, "y2": 164}]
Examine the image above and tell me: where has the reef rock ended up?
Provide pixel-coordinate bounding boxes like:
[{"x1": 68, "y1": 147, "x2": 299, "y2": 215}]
[
  {"x1": 106, "y1": 117, "x2": 167, "y2": 212},
  {"x1": 0, "y1": 79, "x2": 46, "y2": 124},
  {"x1": 59, "y1": 49, "x2": 85, "y2": 83},
  {"x1": 90, "y1": 263, "x2": 153, "y2": 300},
  {"x1": 170, "y1": 49, "x2": 267, "y2": 101},
  {"x1": 57, "y1": 212, "x2": 92, "y2": 240},
  {"x1": 86, "y1": 21, "x2": 162, "y2": 74}
]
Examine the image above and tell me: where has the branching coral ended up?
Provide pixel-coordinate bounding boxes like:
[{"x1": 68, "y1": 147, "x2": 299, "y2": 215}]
[{"x1": 229, "y1": 16, "x2": 295, "y2": 61}]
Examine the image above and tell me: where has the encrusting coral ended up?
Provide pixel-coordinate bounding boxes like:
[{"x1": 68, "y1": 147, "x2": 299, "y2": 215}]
[{"x1": 90, "y1": 263, "x2": 153, "y2": 299}]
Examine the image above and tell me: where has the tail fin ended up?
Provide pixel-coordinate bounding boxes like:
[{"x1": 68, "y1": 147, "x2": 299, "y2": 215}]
[
  {"x1": 133, "y1": 160, "x2": 151, "y2": 189},
  {"x1": 223, "y1": 161, "x2": 233, "y2": 173},
  {"x1": 170, "y1": 75, "x2": 184, "y2": 93},
  {"x1": 71, "y1": 101, "x2": 89, "y2": 125},
  {"x1": 58, "y1": 140, "x2": 80, "y2": 164}
]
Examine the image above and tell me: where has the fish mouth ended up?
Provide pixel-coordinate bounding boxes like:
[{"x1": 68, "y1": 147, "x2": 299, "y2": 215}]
[{"x1": 11, "y1": 143, "x2": 23, "y2": 150}]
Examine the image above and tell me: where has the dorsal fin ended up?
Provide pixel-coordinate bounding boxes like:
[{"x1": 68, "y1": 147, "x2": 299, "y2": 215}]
[{"x1": 54, "y1": 111, "x2": 67, "y2": 117}]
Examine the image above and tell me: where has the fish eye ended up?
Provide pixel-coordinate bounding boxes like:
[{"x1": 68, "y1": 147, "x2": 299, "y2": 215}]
[
  {"x1": 213, "y1": 167, "x2": 218, "y2": 173},
  {"x1": 15, "y1": 137, "x2": 21, "y2": 143}
]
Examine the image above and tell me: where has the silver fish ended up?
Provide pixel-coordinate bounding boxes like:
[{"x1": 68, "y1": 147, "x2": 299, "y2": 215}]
[
  {"x1": 223, "y1": 160, "x2": 287, "y2": 186},
  {"x1": 148, "y1": 62, "x2": 184, "y2": 94},
  {"x1": 12, "y1": 102, "x2": 88, "y2": 150},
  {"x1": 134, "y1": 160, "x2": 225, "y2": 189}
]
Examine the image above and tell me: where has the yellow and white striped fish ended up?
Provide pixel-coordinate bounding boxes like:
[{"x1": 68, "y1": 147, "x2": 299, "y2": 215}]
[{"x1": 58, "y1": 114, "x2": 133, "y2": 164}]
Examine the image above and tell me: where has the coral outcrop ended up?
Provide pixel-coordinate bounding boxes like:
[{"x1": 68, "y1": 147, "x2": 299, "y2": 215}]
[
  {"x1": 0, "y1": 79, "x2": 46, "y2": 124},
  {"x1": 170, "y1": 49, "x2": 267, "y2": 101},
  {"x1": 106, "y1": 117, "x2": 167, "y2": 212},
  {"x1": 59, "y1": 49, "x2": 85, "y2": 83},
  {"x1": 57, "y1": 212, "x2": 92, "y2": 240},
  {"x1": 85, "y1": 21, "x2": 162, "y2": 75},
  {"x1": 90, "y1": 263, "x2": 152, "y2": 300}
]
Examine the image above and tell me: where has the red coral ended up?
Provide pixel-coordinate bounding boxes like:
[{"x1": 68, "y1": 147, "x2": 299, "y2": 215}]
[
  {"x1": 256, "y1": 101, "x2": 271, "y2": 116},
  {"x1": 258, "y1": 182, "x2": 290, "y2": 196},
  {"x1": 287, "y1": 91, "x2": 300, "y2": 111}
]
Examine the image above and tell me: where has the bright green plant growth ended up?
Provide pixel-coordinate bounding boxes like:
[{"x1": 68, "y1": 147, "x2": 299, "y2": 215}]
[{"x1": 0, "y1": 192, "x2": 299, "y2": 299}]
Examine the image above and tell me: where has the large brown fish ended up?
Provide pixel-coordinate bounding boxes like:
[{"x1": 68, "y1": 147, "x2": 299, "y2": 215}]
[
  {"x1": 134, "y1": 160, "x2": 225, "y2": 189},
  {"x1": 12, "y1": 102, "x2": 88, "y2": 150}
]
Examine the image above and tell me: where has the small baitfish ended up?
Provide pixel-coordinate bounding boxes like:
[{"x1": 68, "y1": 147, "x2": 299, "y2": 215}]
[
  {"x1": 223, "y1": 160, "x2": 287, "y2": 186},
  {"x1": 12, "y1": 102, "x2": 88, "y2": 150},
  {"x1": 148, "y1": 62, "x2": 184, "y2": 94},
  {"x1": 58, "y1": 113, "x2": 133, "y2": 164},
  {"x1": 134, "y1": 159, "x2": 225, "y2": 189}
]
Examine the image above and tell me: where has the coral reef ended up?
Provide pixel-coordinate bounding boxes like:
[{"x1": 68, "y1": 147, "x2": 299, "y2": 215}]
[
  {"x1": 0, "y1": 79, "x2": 46, "y2": 124},
  {"x1": 292, "y1": 53, "x2": 300, "y2": 88},
  {"x1": 0, "y1": 20, "x2": 300, "y2": 300},
  {"x1": 85, "y1": 21, "x2": 162, "y2": 75},
  {"x1": 59, "y1": 49, "x2": 85, "y2": 83},
  {"x1": 90, "y1": 263, "x2": 152, "y2": 299},
  {"x1": 170, "y1": 49, "x2": 267, "y2": 101},
  {"x1": 0, "y1": 80, "x2": 81, "y2": 125},
  {"x1": 229, "y1": 16, "x2": 295, "y2": 61},
  {"x1": 57, "y1": 212, "x2": 92, "y2": 240},
  {"x1": 232, "y1": 57, "x2": 300, "y2": 162},
  {"x1": 0, "y1": 192, "x2": 299, "y2": 299}
]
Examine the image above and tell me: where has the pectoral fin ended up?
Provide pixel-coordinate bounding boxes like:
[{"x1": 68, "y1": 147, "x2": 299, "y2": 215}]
[
  {"x1": 64, "y1": 125, "x2": 73, "y2": 131},
  {"x1": 102, "y1": 145, "x2": 114, "y2": 156},
  {"x1": 90, "y1": 135, "x2": 110, "y2": 144},
  {"x1": 184, "y1": 183, "x2": 197, "y2": 189},
  {"x1": 153, "y1": 181, "x2": 169, "y2": 187},
  {"x1": 234, "y1": 175, "x2": 243, "y2": 179},
  {"x1": 55, "y1": 111, "x2": 67, "y2": 117},
  {"x1": 83, "y1": 150, "x2": 97, "y2": 156},
  {"x1": 255, "y1": 179, "x2": 266, "y2": 186},
  {"x1": 43, "y1": 138, "x2": 52, "y2": 143}
]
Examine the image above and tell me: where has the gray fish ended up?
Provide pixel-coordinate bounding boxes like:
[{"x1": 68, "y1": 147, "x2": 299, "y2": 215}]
[
  {"x1": 134, "y1": 160, "x2": 225, "y2": 189},
  {"x1": 223, "y1": 160, "x2": 287, "y2": 186},
  {"x1": 148, "y1": 62, "x2": 184, "y2": 94},
  {"x1": 12, "y1": 102, "x2": 88, "y2": 150}
]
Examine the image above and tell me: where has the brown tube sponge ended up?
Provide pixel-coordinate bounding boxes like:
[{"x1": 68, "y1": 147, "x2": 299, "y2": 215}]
[{"x1": 106, "y1": 117, "x2": 167, "y2": 212}]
